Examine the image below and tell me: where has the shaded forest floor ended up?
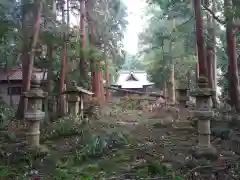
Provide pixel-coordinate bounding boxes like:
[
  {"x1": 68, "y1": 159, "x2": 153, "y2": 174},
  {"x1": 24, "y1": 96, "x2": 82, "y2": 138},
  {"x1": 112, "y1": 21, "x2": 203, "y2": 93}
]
[{"x1": 0, "y1": 100, "x2": 239, "y2": 179}]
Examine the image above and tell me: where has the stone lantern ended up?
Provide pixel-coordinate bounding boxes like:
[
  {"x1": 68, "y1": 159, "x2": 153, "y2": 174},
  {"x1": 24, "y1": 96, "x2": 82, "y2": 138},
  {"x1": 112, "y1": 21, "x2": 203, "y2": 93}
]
[
  {"x1": 191, "y1": 76, "x2": 218, "y2": 160},
  {"x1": 176, "y1": 80, "x2": 189, "y2": 108},
  {"x1": 24, "y1": 69, "x2": 47, "y2": 148},
  {"x1": 66, "y1": 81, "x2": 80, "y2": 116},
  {"x1": 65, "y1": 81, "x2": 94, "y2": 119}
]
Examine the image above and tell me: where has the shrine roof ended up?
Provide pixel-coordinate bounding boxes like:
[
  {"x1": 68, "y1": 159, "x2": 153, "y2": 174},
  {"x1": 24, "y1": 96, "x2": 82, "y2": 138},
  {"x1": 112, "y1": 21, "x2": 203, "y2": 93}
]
[{"x1": 115, "y1": 70, "x2": 154, "y2": 89}]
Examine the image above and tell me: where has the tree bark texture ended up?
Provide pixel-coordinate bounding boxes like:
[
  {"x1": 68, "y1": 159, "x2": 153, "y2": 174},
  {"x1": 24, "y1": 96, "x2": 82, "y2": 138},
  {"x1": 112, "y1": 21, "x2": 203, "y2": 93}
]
[
  {"x1": 79, "y1": 0, "x2": 89, "y2": 87},
  {"x1": 205, "y1": 0, "x2": 218, "y2": 108},
  {"x1": 58, "y1": 1, "x2": 68, "y2": 116},
  {"x1": 105, "y1": 63, "x2": 111, "y2": 99},
  {"x1": 225, "y1": 0, "x2": 240, "y2": 111},
  {"x1": 59, "y1": 43, "x2": 67, "y2": 116},
  {"x1": 193, "y1": 0, "x2": 208, "y2": 78}
]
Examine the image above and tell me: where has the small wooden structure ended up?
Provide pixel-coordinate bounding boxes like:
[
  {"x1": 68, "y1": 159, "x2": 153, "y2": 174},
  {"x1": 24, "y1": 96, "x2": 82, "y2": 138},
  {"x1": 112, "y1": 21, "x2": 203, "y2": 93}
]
[{"x1": 63, "y1": 81, "x2": 94, "y2": 119}]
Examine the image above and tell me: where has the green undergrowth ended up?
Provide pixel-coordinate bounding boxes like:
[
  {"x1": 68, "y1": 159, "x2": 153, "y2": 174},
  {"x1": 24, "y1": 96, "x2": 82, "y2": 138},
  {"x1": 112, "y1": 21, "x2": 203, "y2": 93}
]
[
  {"x1": 0, "y1": 149, "x2": 184, "y2": 179},
  {"x1": 0, "y1": 113, "x2": 184, "y2": 179},
  {"x1": 40, "y1": 115, "x2": 85, "y2": 142},
  {"x1": 116, "y1": 95, "x2": 148, "y2": 111}
]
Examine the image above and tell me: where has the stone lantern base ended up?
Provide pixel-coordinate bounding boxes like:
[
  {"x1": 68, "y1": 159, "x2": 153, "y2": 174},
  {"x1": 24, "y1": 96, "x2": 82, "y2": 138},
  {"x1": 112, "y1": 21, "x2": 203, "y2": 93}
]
[
  {"x1": 26, "y1": 144, "x2": 49, "y2": 154},
  {"x1": 192, "y1": 145, "x2": 219, "y2": 161},
  {"x1": 191, "y1": 76, "x2": 219, "y2": 161}
]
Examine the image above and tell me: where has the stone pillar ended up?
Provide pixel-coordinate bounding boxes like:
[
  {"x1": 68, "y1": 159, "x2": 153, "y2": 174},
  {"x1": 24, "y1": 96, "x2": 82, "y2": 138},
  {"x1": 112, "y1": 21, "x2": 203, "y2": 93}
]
[
  {"x1": 191, "y1": 77, "x2": 218, "y2": 160},
  {"x1": 24, "y1": 70, "x2": 47, "y2": 148},
  {"x1": 176, "y1": 81, "x2": 189, "y2": 108},
  {"x1": 67, "y1": 81, "x2": 80, "y2": 116}
]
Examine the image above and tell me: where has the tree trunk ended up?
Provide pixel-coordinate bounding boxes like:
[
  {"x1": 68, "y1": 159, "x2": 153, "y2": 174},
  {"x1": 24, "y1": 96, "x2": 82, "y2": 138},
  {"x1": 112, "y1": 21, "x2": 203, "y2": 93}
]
[
  {"x1": 195, "y1": 44, "x2": 199, "y2": 83},
  {"x1": 196, "y1": 61, "x2": 199, "y2": 82},
  {"x1": 105, "y1": 63, "x2": 111, "y2": 100},
  {"x1": 89, "y1": 32, "x2": 97, "y2": 94},
  {"x1": 44, "y1": 0, "x2": 57, "y2": 121},
  {"x1": 205, "y1": 0, "x2": 218, "y2": 108},
  {"x1": 88, "y1": 22, "x2": 100, "y2": 99},
  {"x1": 95, "y1": 68, "x2": 101, "y2": 101},
  {"x1": 58, "y1": 1, "x2": 67, "y2": 116},
  {"x1": 168, "y1": 40, "x2": 175, "y2": 104},
  {"x1": 65, "y1": 0, "x2": 70, "y2": 84},
  {"x1": 79, "y1": 0, "x2": 89, "y2": 87},
  {"x1": 91, "y1": 70, "x2": 96, "y2": 92},
  {"x1": 212, "y1": 0, "x2": 217, "y2": 90},
  {"x1": 193, "y1": 0, "x2": 208, "y2": 77},
  {"x1": 225, "y1": 0, "x2": 240, "y2": 112},
  {"x1": 100, "y1": 70, "x2": 105, "y2": 102},
  {"x1": 163, "y1": 80, "x2": 167, "y2": 106},
  {"x1": 45, "y1": 44, "x2": 55, "y2": 121},
  {"x1": 16, "y1": 0, "x2": 44, "y2": 119},
  {"x1": 59, "y1": 43, "x2": 67, "y2": 116}
]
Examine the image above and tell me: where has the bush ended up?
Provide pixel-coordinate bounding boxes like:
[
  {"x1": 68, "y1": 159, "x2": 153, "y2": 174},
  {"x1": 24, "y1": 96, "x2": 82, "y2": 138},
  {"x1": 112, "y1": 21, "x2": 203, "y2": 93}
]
[
  {"x1": 0, "y1": 104, "x2": 15, "y2": 130},
  {"x1": 41, "y1": 115, "x2": 83, "y2": 141},
  {"x1": 74, "y1": 130, "x2": 129, "y2": 162},
  {"x1": 117, "y1": 95, "x2": 148, "y2": 111}
]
